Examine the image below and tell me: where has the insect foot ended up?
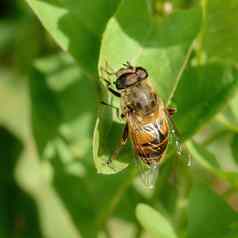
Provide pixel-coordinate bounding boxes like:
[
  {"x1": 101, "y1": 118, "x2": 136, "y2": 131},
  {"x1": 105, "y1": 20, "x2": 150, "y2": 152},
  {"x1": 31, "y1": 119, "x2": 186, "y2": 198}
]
[
  {"x1": 103, "y1": 158, "x2": 117, "y2": 172},
  {"x1": 106, "y1": 158, "x2": 112, "y2": 166}
]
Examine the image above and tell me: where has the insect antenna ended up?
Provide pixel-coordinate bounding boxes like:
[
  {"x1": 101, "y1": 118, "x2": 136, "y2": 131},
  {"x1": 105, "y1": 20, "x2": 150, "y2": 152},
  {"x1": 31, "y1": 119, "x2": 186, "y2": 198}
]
[
  {"x1": 100, "y1": 101, "x2": 121, "y2": 118},
  {"x1": 123, "y1": 61, "x2": 133, "y2": 68},
  {"x1": 100, "y1": 60, "x2": 116, "y2": 76}
]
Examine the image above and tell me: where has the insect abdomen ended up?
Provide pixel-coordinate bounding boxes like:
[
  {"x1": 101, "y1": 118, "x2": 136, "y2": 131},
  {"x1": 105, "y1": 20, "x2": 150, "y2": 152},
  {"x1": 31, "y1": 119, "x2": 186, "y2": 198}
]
[
  {"x1": 137, "y1": 137, "x2": 168, "y2": 165},
  {"x1": 132, "y1": 120, "x2": 169, "y2": 165}
]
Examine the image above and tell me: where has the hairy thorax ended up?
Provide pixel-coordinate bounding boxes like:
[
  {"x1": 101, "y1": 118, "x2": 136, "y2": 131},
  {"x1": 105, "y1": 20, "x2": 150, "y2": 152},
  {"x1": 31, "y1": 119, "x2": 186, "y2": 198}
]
[{"x1": 121, "y1": 81, "x2": 158, "y2": 117}]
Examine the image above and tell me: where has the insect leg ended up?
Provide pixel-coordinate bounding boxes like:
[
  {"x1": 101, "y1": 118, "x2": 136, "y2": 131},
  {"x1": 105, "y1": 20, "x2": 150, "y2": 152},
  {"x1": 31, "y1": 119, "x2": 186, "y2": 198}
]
[
  {"x1": 100, "y1": 77, "x2": 121, "y2": 97},
  {"x1": 167, "y1": 107, "x2": 177, "y2": 118},
  {"x1": 100, "y1": 101, "x2": 124, "y2": 118},
  {"x1": 99, "y1": 61, "x2": 121, "y2": 97},
  {"x1": 108, "y1": 87, "x2": 121, "y2": 97},
  {"x1": 100, "y1": 75, "x2": 121, "y2": 97},
  {"x1": 100, "y1": 61, "x2": 116, "y2": 76},
  {"x1": 123, "y1": 61, "x2": 133, "y2": 68},
  {"x1": 107, "y1": 123, "x2": 129, "y2": 165}
]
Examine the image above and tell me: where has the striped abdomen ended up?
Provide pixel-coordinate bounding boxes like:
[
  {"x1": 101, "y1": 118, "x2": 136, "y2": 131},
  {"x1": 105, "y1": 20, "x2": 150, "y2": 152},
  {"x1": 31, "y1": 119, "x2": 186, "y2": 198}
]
[{"x1": 129, "y1": 116, "x2": 169, "y2": 165}]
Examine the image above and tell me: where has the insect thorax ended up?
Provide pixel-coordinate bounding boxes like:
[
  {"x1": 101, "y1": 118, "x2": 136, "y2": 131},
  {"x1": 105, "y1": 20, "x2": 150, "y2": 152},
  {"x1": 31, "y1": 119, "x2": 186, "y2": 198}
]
[{"x1": 121, "y1": 81, "x2": 158, "y2": 116}]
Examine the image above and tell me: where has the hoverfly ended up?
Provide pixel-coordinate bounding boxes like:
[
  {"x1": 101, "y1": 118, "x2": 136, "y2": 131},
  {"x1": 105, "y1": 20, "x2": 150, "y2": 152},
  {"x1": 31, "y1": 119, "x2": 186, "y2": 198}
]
[{"x1": 101, "y1": 62, "x2": 185, "y2": 188}]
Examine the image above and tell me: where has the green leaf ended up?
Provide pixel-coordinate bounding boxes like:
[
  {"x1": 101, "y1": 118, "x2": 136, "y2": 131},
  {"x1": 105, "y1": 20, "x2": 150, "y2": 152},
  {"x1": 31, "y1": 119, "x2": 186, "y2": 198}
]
[
  {"x1": 187, "y1": 141, "x2": 238, "y2": 188},
  {"x1": 99, "y1": 2, "x2": 201, "y2": 101},
  {"x1": 94, "y1": 0, "x2": 202, "y2": 174},
  {"x1": 136, "y1": 203, "x2": 177, "y2": 238},
  {"x1": 216, "y1": 88, "x2": 238, "y2": 134},
  {"x1": 25, "y1": 0, "x2": 121, "y2": 75},
  {"x1": 188, "y1": 184, "x2": 238, "y2": 238},
  {"x1": 187, "y1": 141, "x2": 220, "y2": 172},
  {"x1": 0, "y1": 127, "x2": 23, "y2": 182},
  {"x1": 30, "y1": 65, "x2": 62, "y2": 157},
  {"x1": 0, "y1": 127, "x2": 42, "y2": 238},
  {"x1": 230, "y1": 90, "x2": 238, "y2": 121},
  {"x1": 92, "y1": 102, "x2": 129, "y2": 175},
  {"x1": 0, "y1": 21, "x2": 16, "y2": 53},
  {"x1": 231, "y1": 134, "x2": 238, "y2": 165},
  {"x1": 203, "y1": 0, "x2": 238, "y2": 64},
  {"x1": 30, "y1": 55, "x2": 141, "y2": 238},
  {"x1": 30, "y1": 53, "x2": 97, "y2": 159},
  {"x1": 51, "y1": 157, "x2": 137, "y2": 237},
  {"x1": 0, "y1": 69, "x2": 30, "y2": 138},
  {"x1": 173, "y1": 64, "x2": 238, "y2": 139},
  {"x1": 15, "y1": 152, "x2": 82, "y2": 238}
]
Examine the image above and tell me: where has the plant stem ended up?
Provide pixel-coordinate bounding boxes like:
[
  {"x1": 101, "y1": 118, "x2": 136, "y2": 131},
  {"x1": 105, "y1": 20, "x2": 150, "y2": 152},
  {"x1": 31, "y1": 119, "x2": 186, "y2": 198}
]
[
  {"x1": 167, "y1": 42, "x2": 194, "y2": 106},
  {"x1": 193, "y1": 0, "x2": 208, "y2": 66}
]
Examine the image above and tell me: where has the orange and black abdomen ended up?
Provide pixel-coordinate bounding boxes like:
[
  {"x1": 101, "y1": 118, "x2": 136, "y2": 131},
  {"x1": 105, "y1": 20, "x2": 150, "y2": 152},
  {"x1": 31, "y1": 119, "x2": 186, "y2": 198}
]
[{"x1": 129, "y1": 116, "x2": 169, "y2": 165}]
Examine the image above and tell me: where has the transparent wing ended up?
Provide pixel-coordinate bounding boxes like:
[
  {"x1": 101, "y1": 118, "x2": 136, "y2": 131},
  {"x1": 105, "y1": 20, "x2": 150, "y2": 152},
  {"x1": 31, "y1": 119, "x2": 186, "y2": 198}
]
[
  {"x1": 134, "y1": 155, "x2": 160, "y2": 189},
  {"x1": 166, "y1": 113, "x2": 192, "y2": 166}
]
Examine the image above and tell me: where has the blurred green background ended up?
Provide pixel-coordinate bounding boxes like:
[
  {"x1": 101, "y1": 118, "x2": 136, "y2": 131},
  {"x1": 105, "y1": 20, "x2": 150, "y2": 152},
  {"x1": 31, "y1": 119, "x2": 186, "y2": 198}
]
[{"x1": 1, "y1": 0, "x2": 238, "y2": 238}]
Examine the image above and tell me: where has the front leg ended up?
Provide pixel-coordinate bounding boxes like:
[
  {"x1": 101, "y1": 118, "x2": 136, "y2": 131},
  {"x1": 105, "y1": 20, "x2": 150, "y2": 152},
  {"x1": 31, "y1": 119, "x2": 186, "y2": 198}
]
[
  {"x1": 100, "y1": 64, "x2": 121, "y2": 98},
  {"x1": 101, "y1": 78, "x2": 121, "y2": 97},
  {"x1": 100, "y1": 101, "x2": 124, "y2": 119},
  {"x1": 108, "y1": 87, "x2": 121, "y2": 97}
]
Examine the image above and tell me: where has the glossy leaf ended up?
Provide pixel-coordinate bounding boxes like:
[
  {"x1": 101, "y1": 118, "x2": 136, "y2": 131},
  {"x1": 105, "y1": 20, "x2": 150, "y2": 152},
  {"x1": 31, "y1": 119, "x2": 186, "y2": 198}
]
[
  {"x1": 29, "y1": 54, "x2": 143, "y2": 237},
  {"x1": 99, "y1": 1, "x2": 201, "y2": 101},
  {"x1": 173, "y1": 64, "x2": 238, "y2": 139},
  {"x1": 203, "y1": 0, "x2": 238, "y2": 64},
  {"x1": 25, "y1": 0, "x2": 121, "y2": 75},
  {"x1": 30, "y1": 53, "x2": 98, "y2": 159},
  {"x1": 51, "y1": 158, "x2": 138, "y2": 237},
  {"x1": 94, "y1": 0, "x2": 202, "y2": 174},
  {"x1": 136, "y1": 203, "x2": 177, "y2": 238}
]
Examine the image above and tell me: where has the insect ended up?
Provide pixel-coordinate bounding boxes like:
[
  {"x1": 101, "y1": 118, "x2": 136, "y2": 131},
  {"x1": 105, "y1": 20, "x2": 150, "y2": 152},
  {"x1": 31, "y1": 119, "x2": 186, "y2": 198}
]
[{"x1": 101, "y1": 62, "x2": 184, "y2": 188}]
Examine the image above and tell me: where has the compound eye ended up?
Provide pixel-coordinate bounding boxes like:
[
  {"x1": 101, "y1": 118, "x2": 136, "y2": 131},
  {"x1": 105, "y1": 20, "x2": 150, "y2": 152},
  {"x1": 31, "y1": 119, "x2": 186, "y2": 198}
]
[
  {"x1": 115, "y1": 74, "x2": 128, "y2": 89},
  {"x1": 115, "y1": 72, "x2": 138, "y2": 89},
  {"x1": 136, "y1": 67, "x2": 148, "y2": 80}
]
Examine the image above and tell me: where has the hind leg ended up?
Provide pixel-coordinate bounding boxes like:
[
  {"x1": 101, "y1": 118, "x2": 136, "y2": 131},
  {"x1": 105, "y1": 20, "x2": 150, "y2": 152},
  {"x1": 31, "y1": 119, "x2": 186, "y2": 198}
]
[
  {"x1": 107, "y1": 123, "x2": 129, "y2": 165},
  {"x1": 167, "y1": 107, "x2": 177, "y2": 118}
]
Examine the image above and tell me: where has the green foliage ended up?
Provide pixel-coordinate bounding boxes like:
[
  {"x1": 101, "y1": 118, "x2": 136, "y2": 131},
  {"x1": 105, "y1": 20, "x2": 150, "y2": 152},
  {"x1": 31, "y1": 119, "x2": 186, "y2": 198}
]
[
  {"x1": 30, "y1": 54, "x2": 97, "y2": 159},
  {"x1": 187, "y1": 141, "x2": 238, "y2": 188},
  {"x1": 203, "y1": 0, "x2": 238, "y2": 64},
  {"x1": 174, "y1": 64, "x2": 238, "y2": 139},
  {"x1": 94, "y1": 0, "x2": 201, "y2": 174},
  {"x1": 1, "y1": 0, "x2": 238, "y2": 237},
  {"x1": 136, "y1": 203, "x2": 177, "y2": 238},
  {"x1": 25, "y1": 0, "x2": 121, "y2": 75},
  {"x1": 188, "y1": 185, "x2": 238, "y2": 238},
  {"x1": 231, "y1": 134, "x2": 238, "y2": 165},
  {"x1": 0, "y1": 127, "x2": 42, "y2": 238}
]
